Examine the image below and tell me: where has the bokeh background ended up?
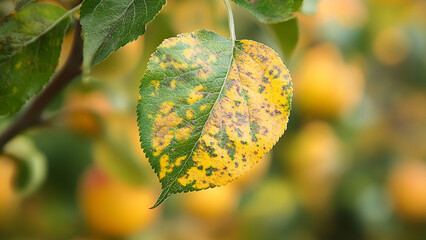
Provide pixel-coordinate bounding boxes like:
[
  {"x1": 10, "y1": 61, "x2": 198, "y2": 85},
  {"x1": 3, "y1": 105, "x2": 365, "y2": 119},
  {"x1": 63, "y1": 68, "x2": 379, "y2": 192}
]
[{"x1": 1, "y1": 0, "x2": 426, "y2": 239}]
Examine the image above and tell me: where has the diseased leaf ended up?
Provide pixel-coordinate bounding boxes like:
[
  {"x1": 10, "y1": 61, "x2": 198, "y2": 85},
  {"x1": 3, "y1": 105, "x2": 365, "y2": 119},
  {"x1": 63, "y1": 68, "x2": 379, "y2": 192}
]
[
  {"x1": 232, "y1": 0, "x2": 302, "y2": 23},
  {"x1": 0, "y1": 3, "x2": 70, "y2": 116},
  {"x1": 80, "y1": 0, "x2": 166, "y2": 70},
  {"x1": 268, "y1": 17, "x2": 299, "y2": 58},
  {"x1": 137, "y1": 30, "x2": 292, "y2": 207},
  {"x1": 14, "y1": 0, "x2": 35, "y2": 10}
]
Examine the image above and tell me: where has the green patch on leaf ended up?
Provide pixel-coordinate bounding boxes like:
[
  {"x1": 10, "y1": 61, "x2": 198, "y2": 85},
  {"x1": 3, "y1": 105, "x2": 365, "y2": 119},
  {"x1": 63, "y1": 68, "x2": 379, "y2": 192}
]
[
  {"x1": 137, "y1": 30, "x2": 292, "y2": 208},
  {"x1": 0, "y1": 3, "x2": 70, "y2": 116}
]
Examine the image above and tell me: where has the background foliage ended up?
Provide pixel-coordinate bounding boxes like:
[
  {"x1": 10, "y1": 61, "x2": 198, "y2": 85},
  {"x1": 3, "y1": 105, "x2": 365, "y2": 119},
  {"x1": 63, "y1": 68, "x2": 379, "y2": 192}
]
[{"x1": 0, "y1": 0, "x2": 426, "y2": 239}]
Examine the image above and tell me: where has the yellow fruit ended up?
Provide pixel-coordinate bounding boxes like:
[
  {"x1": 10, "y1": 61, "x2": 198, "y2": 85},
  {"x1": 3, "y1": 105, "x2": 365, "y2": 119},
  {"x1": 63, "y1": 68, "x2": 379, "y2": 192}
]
[
  {"x1": 65, "y1": 91, "x2": 113, "y2": 117},
  {"x1": 294, "y1": 44, "x2": 364, "y2": 119},
  {"x1": 63, "y1": 109, "x2": 103, "y2": 137},
  {"x1": 285, "y1": 121, "x2": 343, "y2": 215},
  {"x1": 0, "y1": 155, "x2": 18, "y2": 224},
  {"x1": 373, "y1": 27, "x2": 410, "y2": 66},
  {"x1": 166, "y1": 0, "x2": 227, "y2": 37},
  {"x1": 317, "y1": 0, "x2": 367, "y2": 29},
  {"x1": 388, "y1": 160, "x2": 426, "y2": 221},
  {"x1": 180, "y1": 186, "x2": 240, "y2": 221},
  {"x1": 78, "y1": 167, "x2": 159, "y2": 238}
]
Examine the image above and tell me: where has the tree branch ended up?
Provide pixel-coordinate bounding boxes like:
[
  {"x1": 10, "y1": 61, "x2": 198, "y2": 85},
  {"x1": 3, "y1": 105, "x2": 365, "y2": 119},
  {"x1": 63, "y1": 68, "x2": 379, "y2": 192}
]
[{"x1": 0, "y1": 22, "x2": 83, "y2": 152}]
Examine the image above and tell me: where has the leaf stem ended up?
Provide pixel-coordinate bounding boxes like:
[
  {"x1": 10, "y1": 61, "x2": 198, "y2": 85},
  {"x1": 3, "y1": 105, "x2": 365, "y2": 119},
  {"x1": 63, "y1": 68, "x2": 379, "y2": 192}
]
[
  {"x1": 0, "y1": 23, "x2": 83, "y2": 153},
  {"x1": 223, "y1": 0, "x2": 236, "y2": 44}
]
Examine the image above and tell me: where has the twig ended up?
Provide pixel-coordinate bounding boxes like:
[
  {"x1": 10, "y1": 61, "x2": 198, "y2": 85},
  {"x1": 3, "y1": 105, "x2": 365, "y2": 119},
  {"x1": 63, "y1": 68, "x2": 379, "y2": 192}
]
[{"x1": 0, "y1": 23, "x2": 83, "y2": 152}]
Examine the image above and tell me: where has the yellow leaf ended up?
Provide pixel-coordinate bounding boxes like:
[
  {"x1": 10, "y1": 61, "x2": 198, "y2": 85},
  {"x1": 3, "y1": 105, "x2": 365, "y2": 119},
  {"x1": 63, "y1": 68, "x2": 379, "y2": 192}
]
[{"x1": 137, "y1": 30, "x2": 292, "y2": 207}]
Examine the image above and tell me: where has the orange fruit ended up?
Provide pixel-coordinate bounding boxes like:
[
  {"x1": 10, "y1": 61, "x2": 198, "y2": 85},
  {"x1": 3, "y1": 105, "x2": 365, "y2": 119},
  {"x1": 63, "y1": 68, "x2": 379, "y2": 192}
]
[
  {"x1": 180, "y1": 186, "x2": 240, "y2": 221},
  {"x1": 294, "y1": 44, "x2": 364, "y2": 119},
  {"x1": 0, "y1": 155, "x2": 18, "y2": 224},
  {"x1": 78, "y1": 166, "x2": 159, "y2": 237},
  {"x1": 388, "y1": 160, "x2": 426, "y2": 221}
]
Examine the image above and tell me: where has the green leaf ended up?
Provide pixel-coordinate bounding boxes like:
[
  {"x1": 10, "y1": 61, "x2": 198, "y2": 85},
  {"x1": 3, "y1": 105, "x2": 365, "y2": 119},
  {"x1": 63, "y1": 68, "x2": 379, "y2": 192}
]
[
  {"x1": 4, "y1": 136, "x2": 47, "y2": 197},
  {"x1": 232, "y1": 0, "x2": 302, "y2": 23},
  {"x1": 14, "y1": 0, "x2": 35, "y2": 10},
  {"x1": 0, "y1": 3, "x2": 70, "y2": 116},
  {"x1": 269, "y1": 17, "x2": 299, "y2": 58},
  {"x1": 80, "y1": 0, "x2": 166, "y2": 71},
  {"x1": 137, "y1": 30, "x2": 293, "y2": 208}
]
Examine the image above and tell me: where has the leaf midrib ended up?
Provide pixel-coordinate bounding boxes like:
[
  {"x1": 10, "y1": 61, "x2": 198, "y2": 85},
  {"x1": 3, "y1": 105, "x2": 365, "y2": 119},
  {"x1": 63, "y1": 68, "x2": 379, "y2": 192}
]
[
  {"x1": 155, "y1": 40, "x2": 236, "y2": 206},
  {"x1": 90, "y1": 0, "x2": 136, "y2": 66},
  {"x1": 0, "y1": 4, "x2": 77, "y2": 62}
]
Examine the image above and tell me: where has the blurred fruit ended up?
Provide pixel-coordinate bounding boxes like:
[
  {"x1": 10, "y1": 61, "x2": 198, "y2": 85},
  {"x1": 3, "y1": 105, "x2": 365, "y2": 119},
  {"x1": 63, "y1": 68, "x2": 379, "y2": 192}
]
[
  {"x1": 373, "y1": 27, "x2": 410, "y2": 66},
  {"x1": 294, "y1": 44, "x2": 364, "y2": 119},
  {"x1": 62, "y1": 109, "x2": 103, "y2": 138},
  {"x1": 0, "y1": 155, "x2": 18, "y2": 224},
  {"x1": 166, "y1": 0, "x2": 227, "y2": 36},
  {"x1": 317, "y1": 0, "x2": 367, "y2": 29},
  {"x1": 284, "y1": 121, "x2": 343, "y2": 215},
  {"x1": 78, "y1": 166, "x2": 159, "y2": 238},
  {"x1": 388, "y1": 160, "x2": 426, "y2": 221},
  {"x1": 180, "y1": 185, "x2": 240, "y2": 222},
  {"x1": 65, "y1": 91, "x2": 113, "y2": 117}
]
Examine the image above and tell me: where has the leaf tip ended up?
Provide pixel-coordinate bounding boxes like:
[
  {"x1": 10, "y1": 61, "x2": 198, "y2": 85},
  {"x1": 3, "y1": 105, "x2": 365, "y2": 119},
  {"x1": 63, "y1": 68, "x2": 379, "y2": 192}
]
[{"x1": 149, "y1": 188, "x2": 171, "y2": 209}]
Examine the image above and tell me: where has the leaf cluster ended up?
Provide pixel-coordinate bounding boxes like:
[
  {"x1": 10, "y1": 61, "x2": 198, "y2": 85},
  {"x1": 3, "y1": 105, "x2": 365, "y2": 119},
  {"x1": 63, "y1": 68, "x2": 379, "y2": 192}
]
[{"x1": 0, "y1": 0, "x2": 309, "y2": 207}]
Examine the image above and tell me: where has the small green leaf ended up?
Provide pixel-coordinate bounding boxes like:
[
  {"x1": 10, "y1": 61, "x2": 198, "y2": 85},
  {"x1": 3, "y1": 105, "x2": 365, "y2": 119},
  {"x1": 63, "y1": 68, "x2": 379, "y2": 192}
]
[
  {"x1": 0, "y1": 3, "x2": 70, "y2": 116},
  {"x1": 14, "y1": 0, "x2": 35, "y2": 10},
  {"x1": 269, "y1": 17, "x2": 299, "y2": 58},
  {"x1": 80, "y1": 0, "x2": 166, "y2": 71},
  {"x1": 4, "y1": 136, "x2": 47, "y2": 197},
  {"x1": 137, "y1": 30, "x2": 292, "y2": 207},
  {"x1": 232, "y1": 0, "x2": 302, "y2": 23}
]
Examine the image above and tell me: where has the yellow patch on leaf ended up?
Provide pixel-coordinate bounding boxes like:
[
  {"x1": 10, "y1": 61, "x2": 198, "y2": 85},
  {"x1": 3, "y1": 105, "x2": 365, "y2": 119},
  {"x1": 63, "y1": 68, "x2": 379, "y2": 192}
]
[
  {"x1": 186, "y1": 109, "x2": 194, "y2": 119},
  {"x1": 159, "y1": 102, "x2": 174, "y2": 114},
  {"x1": 176, "y1": 126, "x2": 193, "y2": 141},
  {"x1": 200, "y1": 105, "x2": 208, "y2": 111},
  {"x1": 187, "y1": 85, "x2": 205, "y2": 104},
  {"x1": 152, "y1": 112, "x2": 183, "y2": 156}
]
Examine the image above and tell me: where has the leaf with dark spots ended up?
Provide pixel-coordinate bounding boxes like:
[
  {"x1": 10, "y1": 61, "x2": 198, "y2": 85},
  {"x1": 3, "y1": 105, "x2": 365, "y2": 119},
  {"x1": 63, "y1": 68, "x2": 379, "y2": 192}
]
[{"x1": 137, "y1": 30, "x2": 292, "y2": 208}]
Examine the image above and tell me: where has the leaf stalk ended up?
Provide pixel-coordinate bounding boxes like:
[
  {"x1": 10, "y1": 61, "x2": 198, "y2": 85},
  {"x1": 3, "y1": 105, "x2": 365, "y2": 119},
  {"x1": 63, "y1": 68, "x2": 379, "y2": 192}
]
[{"x1": 223, "y1": 0, "x2": 236, "y2": 44}]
